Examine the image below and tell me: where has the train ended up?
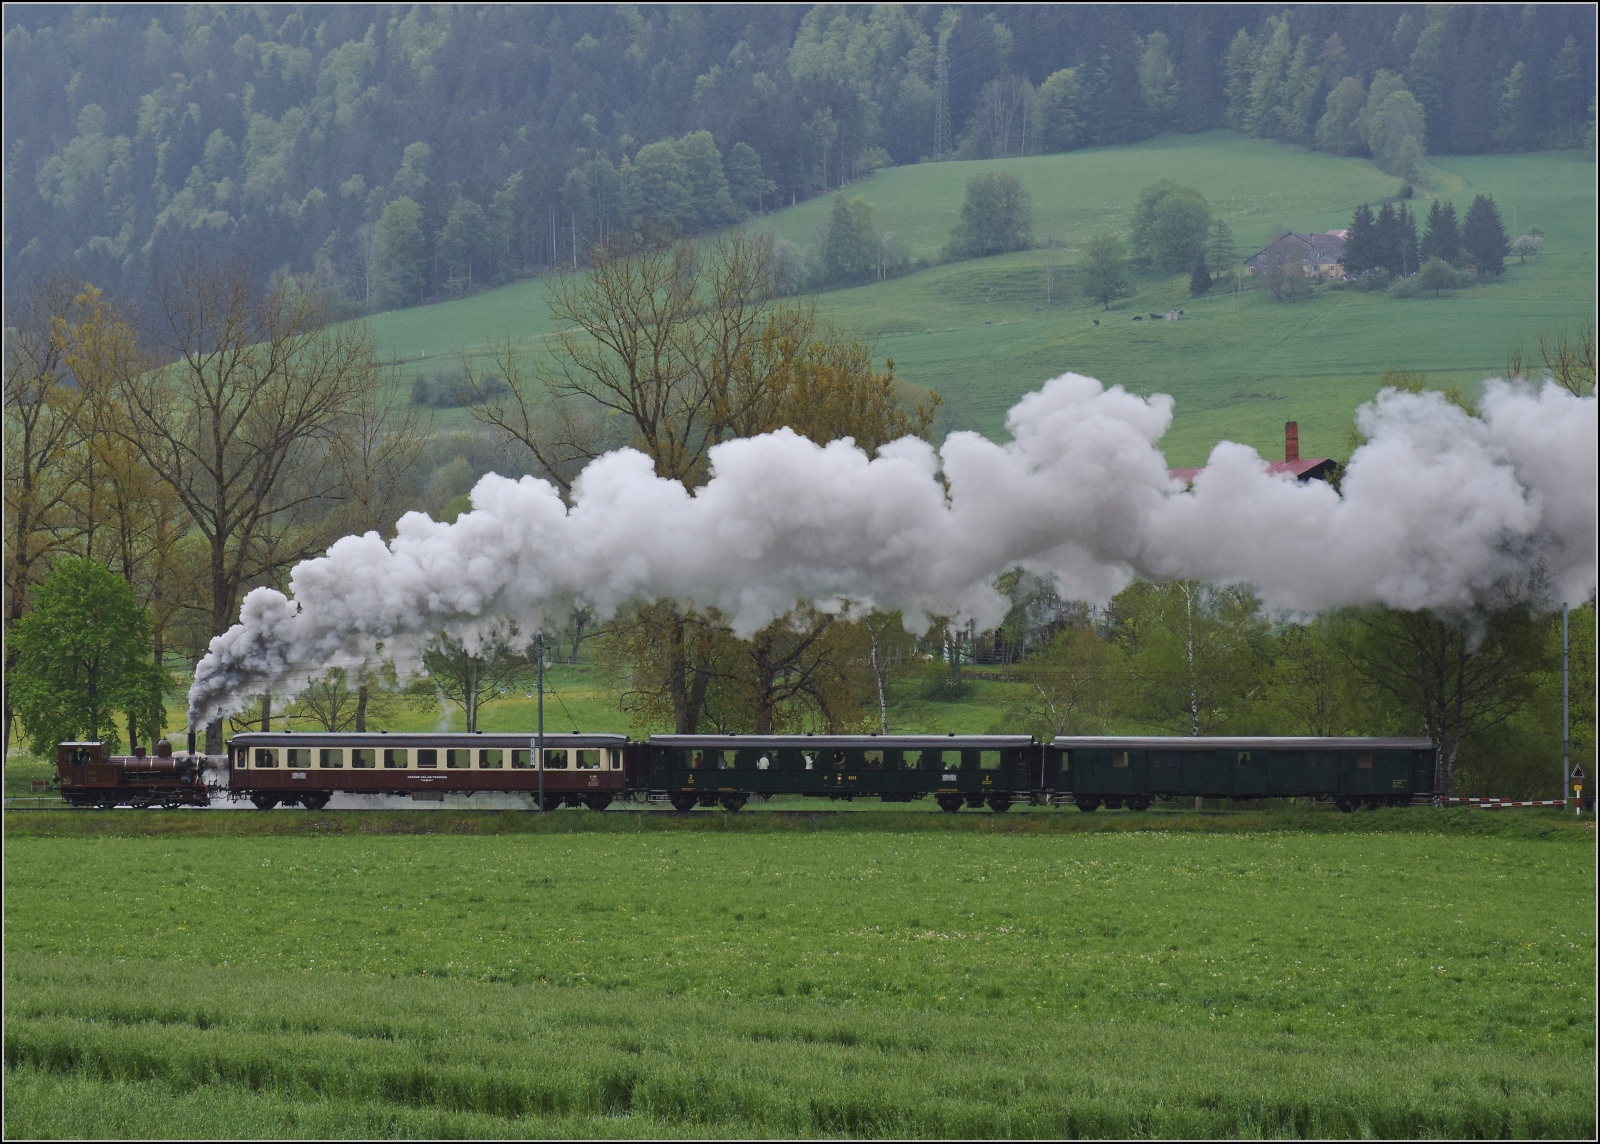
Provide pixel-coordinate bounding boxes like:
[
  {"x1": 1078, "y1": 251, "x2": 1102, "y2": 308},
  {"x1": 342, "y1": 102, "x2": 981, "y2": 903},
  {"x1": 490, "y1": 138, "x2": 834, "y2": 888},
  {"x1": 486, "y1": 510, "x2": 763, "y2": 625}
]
[{"x1": 55, "y1": 731, "x2": 1437, "y2": 813}]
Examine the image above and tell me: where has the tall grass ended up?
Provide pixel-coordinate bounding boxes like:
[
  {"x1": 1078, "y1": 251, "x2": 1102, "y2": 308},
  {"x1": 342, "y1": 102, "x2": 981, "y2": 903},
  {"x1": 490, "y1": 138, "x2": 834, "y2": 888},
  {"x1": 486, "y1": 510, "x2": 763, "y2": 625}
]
[{"x1": 6, "y1": 953, "x2": 1593, "y2": 1138}]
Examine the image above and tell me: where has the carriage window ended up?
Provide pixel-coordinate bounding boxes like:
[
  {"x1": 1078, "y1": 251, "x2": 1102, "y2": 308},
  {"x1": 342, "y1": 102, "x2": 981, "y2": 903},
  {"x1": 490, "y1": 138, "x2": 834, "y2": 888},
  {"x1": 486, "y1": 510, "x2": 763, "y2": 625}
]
[
  {"x1": 254, "y1": 748, "x2": 278, "y2": 768},
  {"x1": 447, "y1": 749, "x2": 472, "y2": 769},
  {"x1": 803, "y1": 753, "x2": 816, "y2": 770},
  {"x1": 479, "y1": 749, "x2": 503, "y2": 770},
  {"x1": 352, "y1": 748, "x2": 375, "y2": 769},
  {"x1": 690, "y1": 751, "x2": 704, "y2": 769},
  {"x1": 1235, "y1": 752, "x2": 1251, "y2": 769},
  {"x1": 511, "y1": 749, "x2": 532, "y2": 769},
  {"x1": 576, "y1": 749, "x2": 601, "y2": 770},
  {"x1": 903, "y1": 751, "x2": 926, "y2": 770},
  {"x1": 864, "y1": 750, "x2": 884, "y2": 769},
  {"x1": 287, "y1": 748, "x2": 311, "y2": 768},
  {"x1": 1356, "y1": 753, "x2": 1374, "y2": 770},
  {"x1": 1112, "y1": 751, "x2": 1129, "y2": 769},
  {"x1": 611, "y1": 750, "x2": 622, "y2": 770},
  {"x1": 319, "y1": 748, "x2": 344, "y2": 769},
  {"x1": 417, "y1": 749, "x2": 437, "y2": 768},
  {"x1": 383, "y1": 748, "x2": 408, "y2": 769},
  {"x1": 941, "y1": 751, "x2": 962, "y2": 768},
  {"x1": 717, "y1": 750, "x2": 736, "y2": 770},
  {"x1": 981, "y1": 751, "x2": 1002, "y2": 770},
  {"x1": 544, "y1": 749, "x2": 568, "y2": 769},
  {"x1": 756, "y1": 753, "x2": 771, "y2": 771}
]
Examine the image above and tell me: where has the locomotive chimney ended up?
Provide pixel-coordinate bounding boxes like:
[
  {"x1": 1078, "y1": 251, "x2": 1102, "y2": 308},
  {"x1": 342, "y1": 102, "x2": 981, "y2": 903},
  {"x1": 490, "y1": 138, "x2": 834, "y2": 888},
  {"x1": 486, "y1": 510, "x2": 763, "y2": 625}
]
[
  {"x1": 132, "y1": 744, "x2": 147, "y2": 758},
  {"x1": 1285, "y1": 421, "x2": 1299, "y2": 463},
  {"x1": 186, "y1": 729, "x2": 197, "y2": 756}
]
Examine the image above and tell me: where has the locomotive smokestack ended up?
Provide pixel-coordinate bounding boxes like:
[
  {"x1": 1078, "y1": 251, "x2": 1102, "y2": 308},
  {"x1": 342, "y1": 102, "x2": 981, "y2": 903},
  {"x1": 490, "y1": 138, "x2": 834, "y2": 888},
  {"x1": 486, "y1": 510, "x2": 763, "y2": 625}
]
[
  {"x1": 186, "y1": 729, "x2": 197, "y2": 756},
  {"x1": 1285, "y1": 421, "x2": 1299, "y2": 463}
]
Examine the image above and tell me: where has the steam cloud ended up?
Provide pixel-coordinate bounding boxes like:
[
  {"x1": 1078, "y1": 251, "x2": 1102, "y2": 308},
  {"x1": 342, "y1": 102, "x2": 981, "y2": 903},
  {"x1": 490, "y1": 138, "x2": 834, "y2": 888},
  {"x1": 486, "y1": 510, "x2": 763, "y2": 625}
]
[{"x1": 188, "y1": 373, "x2": 1596, "y2": 726}]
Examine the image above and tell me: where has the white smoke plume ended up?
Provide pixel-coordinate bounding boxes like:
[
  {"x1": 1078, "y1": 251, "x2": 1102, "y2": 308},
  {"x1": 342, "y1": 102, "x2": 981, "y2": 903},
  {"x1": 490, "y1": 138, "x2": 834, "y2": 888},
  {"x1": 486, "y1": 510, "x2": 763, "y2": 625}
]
[{"x1": 188, "y1": 372, "x2": 1596, "y2": 726}]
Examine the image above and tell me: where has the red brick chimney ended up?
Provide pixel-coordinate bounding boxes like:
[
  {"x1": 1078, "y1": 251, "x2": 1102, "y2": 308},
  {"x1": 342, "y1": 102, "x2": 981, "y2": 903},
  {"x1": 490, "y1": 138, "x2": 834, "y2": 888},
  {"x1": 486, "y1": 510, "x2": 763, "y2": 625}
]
[{"x1": 1285, "y1": 421, "x2": 1299, "y2": 463}]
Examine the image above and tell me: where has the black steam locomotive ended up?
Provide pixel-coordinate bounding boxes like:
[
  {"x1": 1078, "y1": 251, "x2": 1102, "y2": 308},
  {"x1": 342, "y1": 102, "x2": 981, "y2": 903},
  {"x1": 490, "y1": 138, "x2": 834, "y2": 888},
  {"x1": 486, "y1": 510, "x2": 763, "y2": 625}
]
[{"x1": 57, "y1": 731, "x2": 1436, "y2": 814}]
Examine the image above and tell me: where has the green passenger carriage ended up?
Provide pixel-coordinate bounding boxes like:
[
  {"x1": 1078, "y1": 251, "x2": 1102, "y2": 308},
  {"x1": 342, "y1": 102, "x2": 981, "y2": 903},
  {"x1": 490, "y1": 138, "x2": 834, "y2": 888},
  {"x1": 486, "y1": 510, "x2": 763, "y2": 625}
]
[
  {"x1": 638, "y1": 734, "x2": 1037, "y2": 812},
  {"x1": 1049, "y1": 736, "x2": 1436, "y2": 813}
]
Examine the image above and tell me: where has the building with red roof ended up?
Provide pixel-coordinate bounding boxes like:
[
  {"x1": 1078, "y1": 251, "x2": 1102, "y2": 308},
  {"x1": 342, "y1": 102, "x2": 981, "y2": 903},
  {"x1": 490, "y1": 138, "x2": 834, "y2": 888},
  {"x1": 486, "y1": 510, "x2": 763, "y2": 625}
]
[{"x1": 1168, "y1": 422, "x2": 1341, "y2": 486}]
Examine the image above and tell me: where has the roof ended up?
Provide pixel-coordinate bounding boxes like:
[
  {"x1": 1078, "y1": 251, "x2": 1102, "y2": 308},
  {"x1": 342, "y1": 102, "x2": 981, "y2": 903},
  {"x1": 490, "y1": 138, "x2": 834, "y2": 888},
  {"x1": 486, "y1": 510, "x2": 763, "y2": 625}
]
[
  {"x1": 227, "y1": 731, "x2": 627, "y2": 746},
  {"x1": 648, "y1": 734, "x2": 1033, "y2": 750},
  {"x1": 1168, "y1": 457, "x2": 1341, "y2": 485},
  {"x1": 1054, "y1": 736, "x2": 1433, "y2": 750},
  {"x1": 1244, "y1": 230, "x2": 1347, "y2": 268}
]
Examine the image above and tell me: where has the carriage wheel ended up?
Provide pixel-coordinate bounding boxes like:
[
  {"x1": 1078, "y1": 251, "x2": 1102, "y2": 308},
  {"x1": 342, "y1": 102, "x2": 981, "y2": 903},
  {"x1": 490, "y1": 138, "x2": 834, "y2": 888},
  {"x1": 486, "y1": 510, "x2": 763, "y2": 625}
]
[
  {"x1": 1335, "y1": 797, "x2": 1357, "y2": 813},
  {"x1": 300, "y1": 792, "x2": 332, "y2": 811},
  {"x1": 584, "y1": 794, "x2": 614, "y2": 811},
  {"x1": 249, "y1": 794, "x2": 280, "y2": 810},
  {"x1": 719, "y1": 795, "x2": 748, "y2": 813},
  {"x1": 987, "y1": 796, "x2": 1012, "y2": 813},
  {"x1": 936, "y1": 795, "x2": 963, "y2": 813},
  {"x1": 669, "y1": 793, "x2": 698, "y2": 813},
  {"x1": 1075, "y1": 797, "x2": 1101, "y2": 813},
  {"x1": 1126, "y1": 797, "x2": 1151, "y2": 812}
]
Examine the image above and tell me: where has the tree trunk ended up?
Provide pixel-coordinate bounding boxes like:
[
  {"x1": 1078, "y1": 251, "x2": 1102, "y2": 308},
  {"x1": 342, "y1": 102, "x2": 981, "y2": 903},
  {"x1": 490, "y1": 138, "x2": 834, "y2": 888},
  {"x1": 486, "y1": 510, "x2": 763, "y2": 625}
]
[
  {"x1": 260, "y1": 690, "x2": 271, "y2": 733},
  {"x1": 355, "y1": 685, "x2": 368, "y2": 732}
]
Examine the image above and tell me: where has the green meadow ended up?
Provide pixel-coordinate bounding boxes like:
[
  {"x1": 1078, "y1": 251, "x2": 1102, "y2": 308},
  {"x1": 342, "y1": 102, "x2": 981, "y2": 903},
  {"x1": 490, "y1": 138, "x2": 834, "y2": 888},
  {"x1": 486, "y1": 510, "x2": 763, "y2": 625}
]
[
  {"x1": 3, "y1": 815, "x2": 1593, "y2": 1137},
  {"x1": 364, "y1": 134, "x2": 1596, "y2": 466}
]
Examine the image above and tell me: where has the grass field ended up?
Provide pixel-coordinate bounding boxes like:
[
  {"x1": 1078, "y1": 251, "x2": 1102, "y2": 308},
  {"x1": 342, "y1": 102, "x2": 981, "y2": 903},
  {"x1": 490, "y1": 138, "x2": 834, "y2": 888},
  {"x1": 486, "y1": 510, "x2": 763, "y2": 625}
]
[
  {"x1": 4, "y1": 812, "x2": 1593, "y2": 1137},
  {"x1": 363, "y1": 134, "x2": 1596, "y2": 465}
]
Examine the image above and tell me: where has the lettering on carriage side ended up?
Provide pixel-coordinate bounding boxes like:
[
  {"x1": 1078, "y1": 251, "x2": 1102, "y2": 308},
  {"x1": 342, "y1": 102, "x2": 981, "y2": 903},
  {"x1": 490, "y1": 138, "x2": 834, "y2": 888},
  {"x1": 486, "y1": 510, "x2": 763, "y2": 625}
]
[
  {"x1": 942, "y1": 773, "x2": 957, "y2": 781},
  {"x1": 292, "y1": 772, "x2": 308, "y2": 779}
]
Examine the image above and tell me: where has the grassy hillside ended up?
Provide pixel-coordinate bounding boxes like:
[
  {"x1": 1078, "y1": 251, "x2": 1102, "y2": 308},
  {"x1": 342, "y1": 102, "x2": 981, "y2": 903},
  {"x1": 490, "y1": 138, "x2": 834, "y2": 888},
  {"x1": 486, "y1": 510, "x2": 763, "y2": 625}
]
[{"x1": 364, "y1": 134, "x2": 1595, "y2": 465}]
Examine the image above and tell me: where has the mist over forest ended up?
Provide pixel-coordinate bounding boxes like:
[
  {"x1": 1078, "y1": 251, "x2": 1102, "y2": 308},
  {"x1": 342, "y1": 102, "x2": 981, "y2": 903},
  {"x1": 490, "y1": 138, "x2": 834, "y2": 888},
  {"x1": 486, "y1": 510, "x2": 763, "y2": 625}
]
[{"x1": 5, "y1": 3, "x2": 1594, "y2": 309}]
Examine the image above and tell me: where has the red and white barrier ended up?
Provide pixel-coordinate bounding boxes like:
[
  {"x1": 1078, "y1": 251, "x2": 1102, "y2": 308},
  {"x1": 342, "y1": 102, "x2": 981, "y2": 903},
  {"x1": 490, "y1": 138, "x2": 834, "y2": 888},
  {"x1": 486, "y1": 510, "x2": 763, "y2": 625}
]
[{"x1": 1438, "y1": 797, "x2": 1567, "y2": 808}]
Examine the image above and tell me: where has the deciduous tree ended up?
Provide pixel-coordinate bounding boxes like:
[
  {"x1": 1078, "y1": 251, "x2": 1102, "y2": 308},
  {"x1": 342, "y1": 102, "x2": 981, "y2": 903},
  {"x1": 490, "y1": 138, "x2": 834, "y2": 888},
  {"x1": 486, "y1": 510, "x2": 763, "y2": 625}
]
[{"x1": 9, "y1": 558, "x2": 170, "y2": 755}]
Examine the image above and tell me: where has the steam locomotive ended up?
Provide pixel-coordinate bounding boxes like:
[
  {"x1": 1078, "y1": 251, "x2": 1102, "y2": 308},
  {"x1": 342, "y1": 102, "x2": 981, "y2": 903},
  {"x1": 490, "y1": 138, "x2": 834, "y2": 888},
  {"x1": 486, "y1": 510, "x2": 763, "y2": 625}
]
[{"x1": 56, "y1": 731, "x2": 1436, "y2": 814}]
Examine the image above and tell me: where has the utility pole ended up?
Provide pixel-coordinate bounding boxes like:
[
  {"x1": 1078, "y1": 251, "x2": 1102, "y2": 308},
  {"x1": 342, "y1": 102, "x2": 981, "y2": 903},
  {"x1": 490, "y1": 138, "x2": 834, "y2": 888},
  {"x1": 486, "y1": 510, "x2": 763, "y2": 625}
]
[
  {"x1": 534, "y1": 631, "x2": 545, "y2": 813},
  {"x1": 1561, "y1": 603, "x2": 1570, "y2": 803}
]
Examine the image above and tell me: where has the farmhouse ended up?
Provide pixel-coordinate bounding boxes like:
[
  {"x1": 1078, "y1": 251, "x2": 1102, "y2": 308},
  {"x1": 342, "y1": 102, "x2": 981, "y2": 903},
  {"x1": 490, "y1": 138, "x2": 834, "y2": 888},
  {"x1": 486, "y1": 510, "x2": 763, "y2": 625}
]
[
  {"x1": 1244, "y1": 230, "x2": 1348, "y2": 278},
  {"x1": 1169, "y1": 422, "x2": 1341, "y2": 487}
]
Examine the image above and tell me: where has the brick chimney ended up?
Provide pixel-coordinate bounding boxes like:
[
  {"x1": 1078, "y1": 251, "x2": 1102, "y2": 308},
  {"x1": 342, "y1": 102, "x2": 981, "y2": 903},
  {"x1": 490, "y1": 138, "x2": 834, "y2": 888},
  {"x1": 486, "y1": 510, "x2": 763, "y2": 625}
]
[{"x1": 1285, "y1": 421, "x2": 1299, "y2": 463}]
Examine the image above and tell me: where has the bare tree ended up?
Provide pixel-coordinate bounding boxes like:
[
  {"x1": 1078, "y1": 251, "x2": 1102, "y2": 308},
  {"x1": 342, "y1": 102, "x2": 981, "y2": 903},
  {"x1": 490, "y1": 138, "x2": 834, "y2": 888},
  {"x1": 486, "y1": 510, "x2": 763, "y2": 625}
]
[
  {"x1": 1539, "y1": 321, "x2": 1596, "y2": 397},
  {"x1": 415, "y1": 621, "x2": 533, "y2": 732},
  {"x1": 1335, "y1": 604, "x2": 1546, "y2": 796},
  {"x1": 466, "y1": 228, "x2": 809, "y2": 492},
  {"x1": 115, "y1": 256, "x2": 386, "y2": 750},
  {"x1": 3, "y1": 277, "x2": 89, "y2": 746}
]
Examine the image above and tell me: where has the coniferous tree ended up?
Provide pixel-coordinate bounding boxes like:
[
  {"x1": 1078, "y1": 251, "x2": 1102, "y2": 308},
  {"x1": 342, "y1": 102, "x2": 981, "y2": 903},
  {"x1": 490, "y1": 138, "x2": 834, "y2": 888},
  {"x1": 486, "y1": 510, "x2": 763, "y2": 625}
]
[
  {"x1": 1462, "y1": 194, "x2": 1509, "y2": 276},
  {"x1": 1420, "y1": 200, "x2": 1461, "y2": 265},
  {"x1": 1398, "y1": 203, "x2": 1420, "y2": 276},
  {"x1": 1189, "y1": 256, "x2": 1212, "y2": 296},
  {"x1": 1373, "y1": 202, "x2": 1403, "y2": 275},
  {"x1": 1343, "y1": 203, "x2": 1377, "y2": 275}
]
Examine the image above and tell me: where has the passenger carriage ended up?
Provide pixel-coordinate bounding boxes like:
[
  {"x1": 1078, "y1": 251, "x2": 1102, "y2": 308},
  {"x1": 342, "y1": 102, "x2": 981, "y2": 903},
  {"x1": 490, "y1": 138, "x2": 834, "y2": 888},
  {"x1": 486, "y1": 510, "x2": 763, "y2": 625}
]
[
  {"x1": 638, "y1": 734, "x2": 1037, "y2": 812},
  {"x1": 226, "y1": 731, "x2": 629, "y2": 810},
  {"x1": 1048, "y1": 736, "x2": 1436, "y2": 812}
]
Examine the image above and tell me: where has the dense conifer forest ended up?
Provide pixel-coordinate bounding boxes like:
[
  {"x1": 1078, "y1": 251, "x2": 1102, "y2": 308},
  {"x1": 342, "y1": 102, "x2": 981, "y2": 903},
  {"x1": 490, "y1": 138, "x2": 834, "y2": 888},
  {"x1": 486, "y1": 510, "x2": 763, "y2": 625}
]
[{"x1": 4, "y1": 3, "x2": 1594, "y2": 310}]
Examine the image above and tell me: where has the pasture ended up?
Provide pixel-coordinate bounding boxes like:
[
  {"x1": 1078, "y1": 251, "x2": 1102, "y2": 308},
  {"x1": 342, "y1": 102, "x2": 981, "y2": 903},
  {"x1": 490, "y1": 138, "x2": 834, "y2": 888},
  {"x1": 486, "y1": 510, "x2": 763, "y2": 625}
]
[
  {"x1": 363, "y1": 135, "x2": 1596, "y2": 465},
  {"x1": 4, "y1": 812, "x2": 1593, "y2": 1137}
]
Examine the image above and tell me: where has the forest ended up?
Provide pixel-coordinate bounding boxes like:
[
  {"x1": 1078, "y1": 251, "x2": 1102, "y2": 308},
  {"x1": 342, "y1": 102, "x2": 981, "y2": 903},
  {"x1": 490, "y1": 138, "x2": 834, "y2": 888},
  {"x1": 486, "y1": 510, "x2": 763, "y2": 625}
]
[{"x1": 5, "y1": 3, "x2": 1595, "y2": 310}]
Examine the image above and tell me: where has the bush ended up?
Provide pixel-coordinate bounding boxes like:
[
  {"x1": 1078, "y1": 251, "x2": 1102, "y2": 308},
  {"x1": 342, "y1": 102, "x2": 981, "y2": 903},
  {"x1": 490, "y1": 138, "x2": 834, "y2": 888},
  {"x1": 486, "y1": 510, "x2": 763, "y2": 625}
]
[
  {"x1": 1386, "y1": 275, "x2": 1421, "y2": 298},
  {"x1": 1350, "y1": 270, "x2": 1392, "y2": 292},
  {"x1": 410, "y1": 369, "x2": 508, "y2": 408}
]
